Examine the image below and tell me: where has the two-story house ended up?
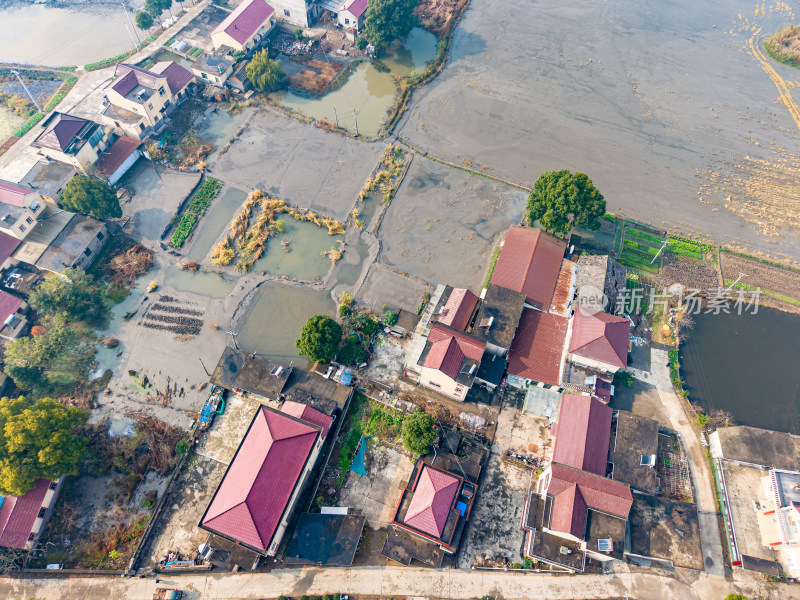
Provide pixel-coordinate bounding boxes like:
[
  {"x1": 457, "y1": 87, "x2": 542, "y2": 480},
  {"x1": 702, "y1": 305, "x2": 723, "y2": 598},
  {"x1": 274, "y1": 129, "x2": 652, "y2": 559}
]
[
  {"x1": 210, "y1": 0, "x2": 277, "y2": 52},
  {"x1": 103, "y1": 62, "x2": 194, "y2": 139},
  {"x1": 32, "y1": 113, "x2": 113, "y2": 172},
  {"x1": 337, "y1": 0, "x2": 367, "y2": 32},
  {"x1": 0, "y1": 180, "x2": 46, "y2": 242}
]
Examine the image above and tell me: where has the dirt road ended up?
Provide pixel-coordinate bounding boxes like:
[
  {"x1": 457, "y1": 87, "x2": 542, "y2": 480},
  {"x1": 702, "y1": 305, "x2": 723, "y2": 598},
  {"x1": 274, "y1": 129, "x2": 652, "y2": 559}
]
[
  {"x1": 629, "y1": 348, "x2": 726, "y2": 577},
  {"x1": 3, "y1": 565, "x2": 795, "y2": 600}
]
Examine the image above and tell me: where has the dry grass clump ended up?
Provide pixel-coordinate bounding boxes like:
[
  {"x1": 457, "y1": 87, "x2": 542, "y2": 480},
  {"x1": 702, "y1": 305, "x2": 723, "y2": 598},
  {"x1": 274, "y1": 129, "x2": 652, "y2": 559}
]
[
  {"x1": 287, "y1": 59, "x2": 344, "y2": 94},
  {"x1": 414, "y1": 0, "x2": 465, "y2": 36},
  {"x1": 322, "y1": 240, "x2": 345, "y2": 264},
  {"x1": 360, "y1": 144, "x2": 407, "y2": 204},
  {"x1": 108, "y1": 244, "x2": 154, "y2": 286},
  {"x1": 765, "y1": 25, "x2": 800, "y2": 67},
  {"x1": 211, "y1": 236, "x2": 235, "y2": 266}
]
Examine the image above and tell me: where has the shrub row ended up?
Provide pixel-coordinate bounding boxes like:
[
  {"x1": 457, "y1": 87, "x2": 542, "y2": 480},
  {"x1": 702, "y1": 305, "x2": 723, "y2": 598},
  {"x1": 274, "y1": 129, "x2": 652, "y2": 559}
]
[
  {"x1": 12, "y1": 112, "x2": 44, "y2": 138},
  {"x1": 85, "y1": 34, "x2": 158, "y2": 71},
  {"x1": 44, "y1": 76, "x2": 78, "y2": 112}
]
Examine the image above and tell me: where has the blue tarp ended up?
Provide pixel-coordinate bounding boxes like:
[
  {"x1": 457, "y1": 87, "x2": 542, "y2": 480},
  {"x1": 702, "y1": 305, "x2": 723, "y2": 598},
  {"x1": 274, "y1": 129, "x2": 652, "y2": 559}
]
[
  {"x1": 338, "y1": 369, "x2": 353, "y2": 386},
  {"x1": 456, "y1": 501, "x2": 467, "y2": 516},
  {"x1": 350, "y1": 436, "x2": 367, "y2": 476}
]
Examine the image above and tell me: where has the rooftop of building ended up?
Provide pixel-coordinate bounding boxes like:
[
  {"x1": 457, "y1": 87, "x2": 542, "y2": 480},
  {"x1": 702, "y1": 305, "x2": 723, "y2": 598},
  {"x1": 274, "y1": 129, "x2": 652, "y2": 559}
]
[
  {"x1": 35, "y1": 214, "x2": 104, "y2": 272},
  {"x1": 470, "y1": 283, "x2": 525, "y2": 350},
  {"x1": 211, "y1": 0, "x2": 275, "y2": 44},
  {"x1": 0, "y1": 179, "x2": 34, "y2": 208},
  {"x1": 0, "y1": 478, "x2": 54, "y2": 549},
  {"x1": 609, "y1": 410, "x2": 660, "y2": 494},
  {"x1": 430, "y1": 285, "x2": 479, "y2": 331},
  {"x1": 11, "y1": 204, "x2": 73, "y2": 266},
  {"x1": 211, "y1": 347, "x2": 291, "y2": 400},
  {"x1": 507, "y1": 307, "x2": 568, "y2": 386},
  {"x1": 584, "y1": 508, "x2": 626, "y2": 560},
  {"x1": 490, "y1": 226, "x2": 567, "y2": 309},
  {"x1": 94, "y1": 136, "x2": 141, "y2": 180},
  {"x1": 574, "y1": 254, "x2": 626, "y2": 313},
  {"x1": 552, "y1": 394, "x2": 612, "y2": 476},
  {"x1": 418, "y1": 322, "x2": 486, "y2": 386},
  {"x1": 283, "y1": 513, "x2": 366, "y2": 566},
  {"x1": 200, "y1": 405, "x2": 322, "y2": 553},
  {"x1": 711, "y1": 426, "x2": 800, "y2": 471},
  {"x1": 548, "y1": 259, "x2": 577, "y2": 316},
  {"x1": 569, "y1": 308, "x2": 630, "y2": 369},
  {"x1": 475, "y1": 350, "x2": 507, "y2": 387},
  {"x1": 281, "y1": 368, "x2": 352, "y2": 414},
  {"x1": 627, "y1": 494, "x2": 703, "y2": 570},
  {"x1": 393, "y1": 308, "x2": 420, "y2": 333},
  {"x1": 523, "y1": 495, "x2": 586, "y2": 572},
  {"x1": 17, "y1": 160, "x2": 76, "y2": 200},
  {"x1": 194, "y1": 48, "x2": 235, "y2": 73}
]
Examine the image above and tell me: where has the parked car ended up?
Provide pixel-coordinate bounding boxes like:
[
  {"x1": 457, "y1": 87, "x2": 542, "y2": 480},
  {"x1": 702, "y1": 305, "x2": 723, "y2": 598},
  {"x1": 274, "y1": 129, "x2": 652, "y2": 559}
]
[{"x1": 153, "y1": 589, "x2": 183, "y2": 600}]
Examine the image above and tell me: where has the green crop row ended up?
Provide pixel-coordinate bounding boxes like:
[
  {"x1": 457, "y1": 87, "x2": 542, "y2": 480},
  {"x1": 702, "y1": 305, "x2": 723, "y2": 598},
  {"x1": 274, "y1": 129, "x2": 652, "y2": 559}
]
[
  {"x1": 170, "y1": 213, "x2": 197, "y2": 248},
  {"x1": 186, "y1": 177, "x2": 222, "y2": 216},
  {"x1": 187, "y1": 47, "x2": 204, "y2": 58},
  {"x1": 625, "y1": 227, "x2": 664, "y2": 246}
]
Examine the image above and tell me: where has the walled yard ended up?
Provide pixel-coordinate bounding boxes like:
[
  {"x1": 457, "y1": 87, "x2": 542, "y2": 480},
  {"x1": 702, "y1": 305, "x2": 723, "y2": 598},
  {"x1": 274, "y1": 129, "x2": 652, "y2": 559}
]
[{"x1": 377, "y1": 158, "x2": 527, "y2": 291}]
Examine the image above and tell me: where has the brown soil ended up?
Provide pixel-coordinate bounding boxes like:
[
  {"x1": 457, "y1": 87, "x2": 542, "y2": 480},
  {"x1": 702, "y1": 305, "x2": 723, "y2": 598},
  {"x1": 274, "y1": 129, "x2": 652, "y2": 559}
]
[
  {"x1": 287, "y1": 59, "x2": 345, "y2": 95},
  {"x1": 414, "y1": 0, "x2": 466, "y2": 36},
  {"x1": 657, "y1": 253, "x2": 719, "y2": 292},
  {"x1": 720, "y1": 250, "x2": 800, "y2": 313}
]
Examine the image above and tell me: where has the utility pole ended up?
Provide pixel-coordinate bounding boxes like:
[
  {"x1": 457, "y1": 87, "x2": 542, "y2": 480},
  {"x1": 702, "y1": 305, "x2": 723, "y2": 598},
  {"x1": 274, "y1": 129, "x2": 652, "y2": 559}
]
[
  {"x1": 198, "y1": 357, "x2": 210, "y2": 376},
  {"x1": 10, "y1": 70, "x2": 42, "y2": 113},
  {"x1": 121, "y1": 2, "x2": 141, "y2": 46},
  {"x1": 333, "y1": 106, "x2": 339, "y2": 128},
  {"x1": 122, "y1": 21, "x2": 139, "y2": 54},
  {"x1": 352, "y1": 108, "x2": 358, "y2": 136}
]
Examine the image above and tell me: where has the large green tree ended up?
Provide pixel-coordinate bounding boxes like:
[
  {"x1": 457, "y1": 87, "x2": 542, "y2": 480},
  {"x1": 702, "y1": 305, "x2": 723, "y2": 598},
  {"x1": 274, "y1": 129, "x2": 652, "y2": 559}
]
[
  {"x1": 0, "y1": 396, "x2": 88, "y2": 496},
  {"x1": 135, "y1": 10, "x2": 154, "y2": 31},
  {"x1": 526, "y1": 169, "x2": 606, "y2": 235},
  {"x1": 4, "y1": 317, "x2": 96, "y2": 397},
  {"x1": 246, "y1": 50, "x2": 285, "y2": 92},
  {"x1": 144, "y1": 0, "x2": 162, "y2": 19},
  {"x1": 296, "y1": 315, "x2": 342, "y2": 363},
  {"x1": 401, "y1": 410, "x2": 436, "y2": 456},
  {"x1": 337, "y1": 337, "x2": 367, "y2": 366},
  {"x1": 363, "y1": 0, "x2": 418, "y2": 47},
  {"x1": 28, "y1": 267, "x2": 108, "y2": 326},
  {"x1": 61, "y1": 176, "x2": 122, "y2": 220}
]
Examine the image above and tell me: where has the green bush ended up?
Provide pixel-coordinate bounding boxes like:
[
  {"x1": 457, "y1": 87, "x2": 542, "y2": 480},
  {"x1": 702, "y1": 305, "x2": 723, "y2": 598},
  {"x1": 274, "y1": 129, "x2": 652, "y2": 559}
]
[
  {"x1": 383, "y1": 310, "x2": 398, "y2": 326},
  {"x1": 482, "y1": 245, "x2": 501, "y2": 289},
  {"x1": 12, "y1": 112, "x2": 44, "y2": 137},
  {"x1": 170, "y1": 213, "x2": 197, "y2": 247},
  {"x1": 696, "y1": 412, "x2": 710, "y2": 428}
]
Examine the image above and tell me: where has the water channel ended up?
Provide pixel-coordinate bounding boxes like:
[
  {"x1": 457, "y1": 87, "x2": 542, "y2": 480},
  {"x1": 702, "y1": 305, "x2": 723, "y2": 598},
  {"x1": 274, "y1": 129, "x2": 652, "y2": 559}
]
[
  {"x1": 680, "y1": 308, "x2": 800, "y2": 434},
  {"x1": 271, "y1": 27, "x2": 437, "y2": 136}
]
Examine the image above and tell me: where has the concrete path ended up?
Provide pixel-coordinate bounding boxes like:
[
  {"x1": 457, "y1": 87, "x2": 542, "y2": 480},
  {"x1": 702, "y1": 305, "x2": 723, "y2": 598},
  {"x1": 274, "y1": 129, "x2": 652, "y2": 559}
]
[
  {"x1": 2, "y1": 565, "x2": 796, "y2": 600},
  {"x1": 629, "y1": 348, "x2": 726, "y2": 578}
]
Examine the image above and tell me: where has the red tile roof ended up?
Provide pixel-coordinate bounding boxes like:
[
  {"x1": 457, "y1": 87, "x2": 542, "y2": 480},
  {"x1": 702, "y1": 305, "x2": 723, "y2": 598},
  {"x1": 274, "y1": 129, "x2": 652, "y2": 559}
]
[
  {"x1": 150, "y1": 61, "x2": 195, "y2": 96},
  {"x1": 212, "y1": 0, "x2": 275, "y2": 45},
  {"x1": 0, "y1": 290, "x2": 23, "y2": 326},
  {"x1": 491, "y1": 227, "x2": 567, "y2": 308},
  {"x1": 507, "y1": 308, "x2": 567, "y2": 386},
  {"x1": 201, "y1": 407, "x2": 320, "y2": 552},
  {"x1": 280, "y1": 400, "x2": 333, "y2": 439},
  {"x1": 0, "y1": 232, "x2": 21, "y2": 266},
  {"x1": 0, "y1": 478, "x2": 52, "y2": 549},
  {"x1": 94, "y1": 136, "x2": 141, "y2": 180},
  {"x1": 0, "y1": 180, "x2": 32, "y2": 208},
  {"x1": 569, "y1": 309, "x2": 630, "y2": 369},
  {"x1": 405, "y1": 465, "x2": 459, "y2": 538},
  {"x1": 423, "y1": 323, "x2": 486, "y2": 380},
  {"x1": 342, "y1": 0, "x2": 368, "y2": 18},
  {"x1": 552, "y1": 395, "x2": 612, "y2": 476},
  {"x1": 548, "y1": 463, "x2": 632, "y2": 538},
  {"x1": 549, "y1": 259, "x2": 576, "y2": 315},
  {"x1": 33, "y1": 113, "x2": 89, "y2": 152},
  {"x1": 438, "y1": 288, "x2": 479, "y2": 331}
]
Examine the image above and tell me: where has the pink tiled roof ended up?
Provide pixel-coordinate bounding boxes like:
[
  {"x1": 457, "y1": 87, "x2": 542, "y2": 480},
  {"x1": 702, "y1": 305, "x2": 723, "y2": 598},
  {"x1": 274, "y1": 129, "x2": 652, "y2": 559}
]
[
  {"x1": 427, "y1": 323, "x2": 485, "y2": 361},
  {"x1": 405, "y1": 465, "x2": 459, "y2": 538},
  {"x1": 547, "y1": 463, "x2": 633, "y2": 538},
  {"x1": 0, "y1": 180, "x2": 32, "y2": 208},
  {"x1": 438, "y1": 288, "x2": 479, "y2": 331},
  {"x1": 507, "y1": 308, "x2": 567, "y2": 386},
  {"x1": 342, "y1": 0, "x2": 368, "y2": 18},
  {"x1": 0, "y1": 232, "x2": 21, "y2": 266},
  {"x1": 202, "y1": 407, "x2": 320, "y2": 552},
  {"x1": 569, "y1": 309, "x2": 630, "y2": 369},
  {"x1": 0, "y1": 479, "x2": 51, "y2": 549},
  {"x1": 33, "y1": 113, "x2": 89, "y2": 152},
  {"x1": 0, "y1": 290, "x2": 23, "y2": 325},
  {"x1": 552, "y1": 395, "x2": 612, "y2": 476},
  {"x1": 150, "y1": 61, "x2": 195, "y2": 96},
  {"x1": 280, "y1": 400, "x2": 333, "y2": 438},
  {"x1": 491, "y1": 227, "x2": 567, "y2": 308},
  {"x1": 212, "y1": 0, "x2": 275, "y2": 45}
]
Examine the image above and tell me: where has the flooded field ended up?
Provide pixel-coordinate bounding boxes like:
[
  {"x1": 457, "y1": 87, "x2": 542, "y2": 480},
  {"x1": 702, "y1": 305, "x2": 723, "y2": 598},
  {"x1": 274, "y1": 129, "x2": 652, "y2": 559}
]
[
  {"x1": 271, "y1": 27, "x2": 437, "y2": 136},
  {"x1": 0, "y1": 3, "x2": 142, "y2": 66},
  {"x1": 378, "y1": 156, "x2": 527, "y2": 290},
  {"x1": 210, "y1": 108, "x2": 384, "y2": 221},
  {"x1": 251, "y1": 217, "x2": 341, "y2": 281},
  {"x1": 184, "y1": 186, "x2": 248, "y2": 262},
  {"x1": 162, "y1": 267, "x2": 236, "y2": 298},
  {"x1": 235, "y1": 281, "x2": 335, "y2": 363},
  {"x1": 397, "y1": 0, "x2": 800, "y2": 260},
  {"x1": 680, "y1": 308, "x2": 800, "y2": 433}
]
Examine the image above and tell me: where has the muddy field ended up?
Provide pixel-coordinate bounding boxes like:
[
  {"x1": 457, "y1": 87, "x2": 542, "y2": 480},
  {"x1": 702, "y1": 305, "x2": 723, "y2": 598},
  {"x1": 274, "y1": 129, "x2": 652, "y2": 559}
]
[
  {"x1": 377, "y1": 157, "x2": 527, "y2": 291},
  {"x1": 720, "y1": 250, "x2": 800, "y2": 312},
  {"x1": 397, "y1": 0, "x2": 800, "y2": 260},
  {"x1": 210, "y1": 108, "x2": 386, "y2": 222}
]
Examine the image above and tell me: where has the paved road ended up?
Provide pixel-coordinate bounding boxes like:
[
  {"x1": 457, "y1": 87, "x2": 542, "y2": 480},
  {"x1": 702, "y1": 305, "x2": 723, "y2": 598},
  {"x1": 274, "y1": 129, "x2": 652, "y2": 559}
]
[
  {"x1": 630, "y1": 348, "x2": 726, "y2": 578},
  {"x1": 3, "y1": 566, "x2": 797, "y2": 600}
]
